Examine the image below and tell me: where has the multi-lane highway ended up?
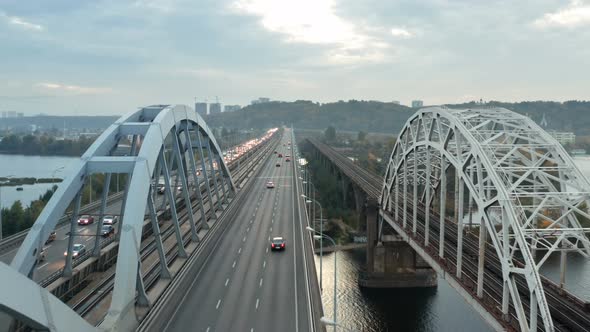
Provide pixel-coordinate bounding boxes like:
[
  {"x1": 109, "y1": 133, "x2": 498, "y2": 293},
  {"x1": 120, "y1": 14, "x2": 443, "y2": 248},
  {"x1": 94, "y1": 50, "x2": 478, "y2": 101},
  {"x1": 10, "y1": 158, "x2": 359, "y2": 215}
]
[{"x1": 165, "y1": 129, "x2": 314, "y2": 332}]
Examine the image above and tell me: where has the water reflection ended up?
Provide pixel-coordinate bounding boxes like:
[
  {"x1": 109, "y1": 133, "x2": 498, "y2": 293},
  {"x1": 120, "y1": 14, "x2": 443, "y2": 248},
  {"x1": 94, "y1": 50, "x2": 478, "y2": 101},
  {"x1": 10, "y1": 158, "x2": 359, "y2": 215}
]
[{"x1": 314, "y1": 249, "x2": 492, "y2": 332}]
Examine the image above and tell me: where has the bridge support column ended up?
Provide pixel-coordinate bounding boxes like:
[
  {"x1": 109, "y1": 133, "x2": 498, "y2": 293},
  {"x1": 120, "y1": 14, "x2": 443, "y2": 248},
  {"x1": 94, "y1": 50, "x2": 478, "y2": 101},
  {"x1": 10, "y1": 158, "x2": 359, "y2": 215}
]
[{"x1": 360, "y1": 200, "x2": 437, "y2": 288}]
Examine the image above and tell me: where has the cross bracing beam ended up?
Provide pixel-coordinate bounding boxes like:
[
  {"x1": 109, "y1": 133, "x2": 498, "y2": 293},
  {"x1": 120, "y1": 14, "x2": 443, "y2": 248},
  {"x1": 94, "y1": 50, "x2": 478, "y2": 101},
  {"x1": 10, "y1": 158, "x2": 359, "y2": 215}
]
[
  {"x1": 3, "y1": 104, "x2": 235, "y2": 332},
  {"x1": 380, "y1": 106, "x2": 590, "y2": 331}
]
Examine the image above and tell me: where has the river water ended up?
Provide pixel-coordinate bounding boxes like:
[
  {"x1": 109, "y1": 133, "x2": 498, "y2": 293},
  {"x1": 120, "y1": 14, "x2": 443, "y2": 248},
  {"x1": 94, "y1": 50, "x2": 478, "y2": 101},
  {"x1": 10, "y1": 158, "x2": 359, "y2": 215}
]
[
  {"x1": 0, "y1": 154, "x2": 78, "y2": 208},
  {"x1": 314, "y1": 155, "x2": 590, "y2": 331}
]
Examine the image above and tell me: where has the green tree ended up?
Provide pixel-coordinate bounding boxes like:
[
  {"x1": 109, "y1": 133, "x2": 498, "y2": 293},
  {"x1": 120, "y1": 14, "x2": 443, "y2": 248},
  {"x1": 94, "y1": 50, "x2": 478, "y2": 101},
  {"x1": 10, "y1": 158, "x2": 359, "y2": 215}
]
[
  {"x1": 324, "y1": 126, "x2": 336, "y2": 142},
  {"x1": 357, "y1": 130, "x2": 367, "y2": 141}
]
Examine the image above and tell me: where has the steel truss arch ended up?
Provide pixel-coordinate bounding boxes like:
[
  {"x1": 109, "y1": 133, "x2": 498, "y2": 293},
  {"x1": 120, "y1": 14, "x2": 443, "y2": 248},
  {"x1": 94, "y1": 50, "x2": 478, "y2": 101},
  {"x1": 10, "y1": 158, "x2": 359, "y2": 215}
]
[
  {"x1": 3, "y1": 105, "x2": 234, "y2": 331},
  {"x1": 380, "y1": 107, "x2": 590, "y2": 331}
]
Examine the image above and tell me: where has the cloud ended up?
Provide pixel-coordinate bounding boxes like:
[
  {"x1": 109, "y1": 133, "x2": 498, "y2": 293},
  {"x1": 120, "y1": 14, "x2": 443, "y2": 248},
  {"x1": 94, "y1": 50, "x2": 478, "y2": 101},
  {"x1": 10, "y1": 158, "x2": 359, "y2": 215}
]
[
  {"x1": 533, "y1": 0, "x2": 590, "y2": 28},
  {"x1": 0, "y1": 12, "x2": 44, "y2": 31},
  {"x1": 35, "y1": 82, "x2": 112, "y2": 95},
  {"x1": 390, "y1": 27, "x2": 413, "y2": 38},
  {"x1": 230, "y1": 0, "x2": 394, "y2": 64}
]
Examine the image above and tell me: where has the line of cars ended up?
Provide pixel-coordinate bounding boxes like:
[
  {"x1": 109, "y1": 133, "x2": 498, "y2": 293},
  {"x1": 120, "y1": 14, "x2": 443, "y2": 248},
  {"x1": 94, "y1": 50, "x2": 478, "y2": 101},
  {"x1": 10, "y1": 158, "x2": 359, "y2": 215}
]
[{"x1": 35, "y1": 214, "x2": 120, "y2": 262}]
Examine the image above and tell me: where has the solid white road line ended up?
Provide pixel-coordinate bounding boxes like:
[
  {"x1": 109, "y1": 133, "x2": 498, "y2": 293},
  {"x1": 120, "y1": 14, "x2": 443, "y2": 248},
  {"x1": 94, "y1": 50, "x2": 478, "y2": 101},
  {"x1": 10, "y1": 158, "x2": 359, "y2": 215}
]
[{"x1": 255, "y1": 298, "x2": 259, "y2": 310}]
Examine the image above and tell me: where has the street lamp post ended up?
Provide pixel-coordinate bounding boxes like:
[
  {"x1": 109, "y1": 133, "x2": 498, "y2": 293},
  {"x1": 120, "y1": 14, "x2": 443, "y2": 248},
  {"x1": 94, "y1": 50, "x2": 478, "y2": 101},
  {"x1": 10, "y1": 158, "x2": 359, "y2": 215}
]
[
  {"x1": 303, "y1": 194, "x2": 323, "y2": 291},
  {"x1": 307, "y1": 226, "x2": 337, "y2": 332},
  {"x1": 0, "y1": 174, "x2": 15, "y2": 240},
  {"x1": 320, "y1": 317, "x2": 353, "y2": 332}
]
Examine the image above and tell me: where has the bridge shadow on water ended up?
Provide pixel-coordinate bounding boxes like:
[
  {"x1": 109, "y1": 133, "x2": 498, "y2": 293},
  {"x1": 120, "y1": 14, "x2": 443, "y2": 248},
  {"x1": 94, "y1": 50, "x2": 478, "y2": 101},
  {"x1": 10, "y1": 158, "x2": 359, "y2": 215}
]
[{"x1": 316, "y1": 248, "x2": 491, "y2": 332}]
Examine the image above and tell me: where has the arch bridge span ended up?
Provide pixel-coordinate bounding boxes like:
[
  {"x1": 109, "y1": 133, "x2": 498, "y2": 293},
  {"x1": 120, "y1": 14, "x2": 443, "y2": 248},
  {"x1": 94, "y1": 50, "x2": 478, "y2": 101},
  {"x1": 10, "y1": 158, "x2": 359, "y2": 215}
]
[
  {"x1": 381, "y1": 107, "x2": 590, "y2": 331},
  {"x1": 2, "y1": 104, "x2": 237, "y2": 331}
]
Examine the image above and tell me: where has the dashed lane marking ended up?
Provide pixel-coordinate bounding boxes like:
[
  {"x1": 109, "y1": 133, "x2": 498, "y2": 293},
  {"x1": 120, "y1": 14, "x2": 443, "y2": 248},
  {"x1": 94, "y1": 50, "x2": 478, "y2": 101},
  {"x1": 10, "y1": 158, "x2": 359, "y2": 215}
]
[
  {"x1": 225, "y1": 278, "x2": 229, "y2": 287},
  {"x1": 216, "y1": 299, "x2": 221, "y2": 309}
]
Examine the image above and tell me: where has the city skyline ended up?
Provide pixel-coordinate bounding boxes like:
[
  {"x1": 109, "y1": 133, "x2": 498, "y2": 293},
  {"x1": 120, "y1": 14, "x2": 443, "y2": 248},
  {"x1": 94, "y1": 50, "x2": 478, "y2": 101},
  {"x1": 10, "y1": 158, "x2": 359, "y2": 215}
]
[{"x1": 0, "y1": 0, "x2": 589, "y2": 115}]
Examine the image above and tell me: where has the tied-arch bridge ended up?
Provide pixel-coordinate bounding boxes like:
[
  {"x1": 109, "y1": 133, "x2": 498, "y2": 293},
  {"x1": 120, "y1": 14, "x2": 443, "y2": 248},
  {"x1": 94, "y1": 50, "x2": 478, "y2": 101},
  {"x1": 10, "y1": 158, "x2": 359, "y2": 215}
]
[
  {"x1": 305, "y1": 107, "x2": 590, "y2": 332},
  {"x1": 1, "y1": 105, "x2": 240, "y2": 331}
]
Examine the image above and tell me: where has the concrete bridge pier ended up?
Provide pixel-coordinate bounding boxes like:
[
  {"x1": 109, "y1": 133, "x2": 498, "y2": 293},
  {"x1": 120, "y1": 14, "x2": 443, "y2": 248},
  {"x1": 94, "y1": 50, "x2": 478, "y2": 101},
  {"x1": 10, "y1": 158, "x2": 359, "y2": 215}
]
[{"x1": 360, "y1": 200, "x2": 437, "y2": 288}]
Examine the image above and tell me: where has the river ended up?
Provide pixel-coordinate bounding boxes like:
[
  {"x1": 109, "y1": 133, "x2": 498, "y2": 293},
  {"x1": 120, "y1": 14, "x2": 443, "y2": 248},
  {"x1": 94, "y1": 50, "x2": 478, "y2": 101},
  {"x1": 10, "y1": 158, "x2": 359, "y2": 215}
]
[{"x1": 0, "y1": 154, "x2": 78, "y2": 208}]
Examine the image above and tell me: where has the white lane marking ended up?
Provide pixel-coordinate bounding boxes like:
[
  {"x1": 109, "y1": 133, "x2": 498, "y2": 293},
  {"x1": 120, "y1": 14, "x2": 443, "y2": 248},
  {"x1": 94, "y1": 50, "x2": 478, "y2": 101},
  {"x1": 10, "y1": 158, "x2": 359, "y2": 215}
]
[
  {"x1": 225, "y1": 278, "x2": 229, "y2": 287},
  {"x1": 266, "y1": 247, "x2": 269, "y2": 253},
  {"x1": 232, "y1": 260, "x2": 236, "y2": 268},
  {"x1": 238, "y1": 248, "x2": 242, "y2": 254},
  {"x1": 263, "y1": 260, "x2": 266, "y2": 269},
  {"x1": 270, "y1": 227, "x2": 272, "y2": 232},
  {"x1": 37, "y1": 262, "x2": 49, "y2": 269},
  {"x1": 272, "y1": 219, "x2": 274, "y2": 224},
  {"x1": 85, "y1": 237, "x2": 93, "y2": 242},
  {"x1": 206, "y1": 327, "x2": 210, "y2": 332},
  {"x1": 251, "y1": 329, "x2": 254, "y2": 332},
  {"x1": 247, "y1": 227, "x2": 250, "y2": 232},
  {"x1": 216, "y1": 299, "x2": 221, "y2": 309},
  {"x1": 243, "y1": 236, "x2": 246, "y2": 242},
  {"x1": 255, "y1": 298, "x2": 259, "y2": 310},
  {"x1": 250, "y1": 220, "x2": 253, "y2": 224},
  {"x1": 259, "y1": 278, "x2": 263, "y2": 287},
  {"x1": 267, "y1": 236, "x2": 270, "y2": 241}
]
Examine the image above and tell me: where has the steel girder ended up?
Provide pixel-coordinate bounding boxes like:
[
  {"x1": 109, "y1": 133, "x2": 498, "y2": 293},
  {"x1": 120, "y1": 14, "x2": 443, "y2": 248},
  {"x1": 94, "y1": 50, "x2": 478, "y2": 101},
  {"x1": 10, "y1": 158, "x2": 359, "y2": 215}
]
[
  {"x1": 2, "y1": 105, "x2": 234, "y2": 331},
  {"x1": 380, "y1": 107, "x2": 590, "y2": 332}
]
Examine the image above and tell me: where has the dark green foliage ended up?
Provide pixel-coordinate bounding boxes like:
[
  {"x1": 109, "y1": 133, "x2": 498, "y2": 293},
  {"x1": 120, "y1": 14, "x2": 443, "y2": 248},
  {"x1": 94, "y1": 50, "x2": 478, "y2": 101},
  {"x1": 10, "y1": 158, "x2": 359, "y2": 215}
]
[
  {"x1": 205, "y1": 100, "x2": 590, "y2": 135},
  {"x1": 1, "y1": 186, "x2": 56, "y2": 237},
  {"x1": 324, "y1": 126, "x2": 336, "y2": 142},
  {"x1": 0, "y1": 134, "x2": 94, "y2": 156}
]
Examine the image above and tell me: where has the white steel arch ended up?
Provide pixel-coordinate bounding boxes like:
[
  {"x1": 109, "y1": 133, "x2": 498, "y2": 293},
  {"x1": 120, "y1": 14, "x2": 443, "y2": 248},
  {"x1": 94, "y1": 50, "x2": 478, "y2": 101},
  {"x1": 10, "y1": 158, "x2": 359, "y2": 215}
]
[
  {"x1": 380, "y1": 107, "x2": 590, "y2": 331},
  {"x1": 2, "y1": 105, "x2": 234, "y2": 331}
]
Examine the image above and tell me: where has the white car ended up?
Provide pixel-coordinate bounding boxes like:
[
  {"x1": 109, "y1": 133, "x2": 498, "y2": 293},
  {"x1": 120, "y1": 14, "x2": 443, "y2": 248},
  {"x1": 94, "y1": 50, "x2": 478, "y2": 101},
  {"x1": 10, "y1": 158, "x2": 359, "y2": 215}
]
[
  {"x1": 102, "y1": 215, "x2": 118, "y2": 225},
  {"x1": 266, "y1": 181, "x2": 275, "y2": 188}
]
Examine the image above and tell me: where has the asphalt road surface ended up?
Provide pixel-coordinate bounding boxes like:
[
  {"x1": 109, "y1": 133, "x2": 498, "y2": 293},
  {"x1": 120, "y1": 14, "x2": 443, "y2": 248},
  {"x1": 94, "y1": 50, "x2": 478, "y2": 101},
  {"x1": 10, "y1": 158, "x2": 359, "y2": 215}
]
[{"x1": 165, "y1": 130, "x2": 313, "y2": 332}]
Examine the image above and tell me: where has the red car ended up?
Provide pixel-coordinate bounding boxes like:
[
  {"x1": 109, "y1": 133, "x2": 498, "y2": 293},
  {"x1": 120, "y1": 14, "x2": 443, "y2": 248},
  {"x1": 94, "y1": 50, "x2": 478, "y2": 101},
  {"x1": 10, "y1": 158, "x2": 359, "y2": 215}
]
[{"x1": 77, "y1": 215, "x2": 95, "y2": 225}]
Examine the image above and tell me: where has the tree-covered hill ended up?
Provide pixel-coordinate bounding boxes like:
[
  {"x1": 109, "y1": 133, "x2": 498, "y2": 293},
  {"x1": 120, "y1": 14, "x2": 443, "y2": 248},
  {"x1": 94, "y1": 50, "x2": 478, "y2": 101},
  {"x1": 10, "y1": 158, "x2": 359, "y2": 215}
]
[{"x1": 206, "y1": 100, "x2": 590, "y2": 135}]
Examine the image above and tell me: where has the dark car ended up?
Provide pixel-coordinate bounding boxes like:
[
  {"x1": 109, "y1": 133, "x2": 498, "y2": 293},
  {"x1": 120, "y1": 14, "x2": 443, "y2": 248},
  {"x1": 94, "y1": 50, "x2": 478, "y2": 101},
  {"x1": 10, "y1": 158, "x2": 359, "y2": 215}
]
[
  {"x1": 276, "y1": 163, "x2": 281, "y2": 167},
  {"x1": 77, "y1": 215, "x2": 95, "y2": 225},
  {"x1": 101, "y1": 225, "x2": 115, "y2": 237},
  {"x1": 45, "y1": 230, "x2": 57, "y2": 244},
  {"x1": 278, "y1": 153, "x2": 283, "y2": 158},
  {"x1": 64, "y1": 244, "x2": 86, "y2": 258},
  {"x1": 271, "y1": 237, "x2": 286, "y2": 251},
  {"x1": 285, "y1": 157, "x2": 290, "y2": 162}
]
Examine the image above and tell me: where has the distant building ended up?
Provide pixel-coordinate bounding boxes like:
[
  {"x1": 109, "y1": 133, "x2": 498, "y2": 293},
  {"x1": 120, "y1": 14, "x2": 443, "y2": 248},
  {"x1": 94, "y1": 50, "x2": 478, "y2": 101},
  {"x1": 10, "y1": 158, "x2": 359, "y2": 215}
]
[
  {"x1": 411, "y1": 100, "x2": 424, "y2": 108},
  {"x1": 251, "y1": 97, "x2": 270, "y2": 105},
  {"x1": 17, "y1": 112, "x2": 24, "y2": 118},
  {"x1": 209, "y1": 103, "x2": 222, "y2": 114},
  {"x1": 548, "y1": 131, "x2": 575, "y2": 145},
  {"x1": 224, "y1": 105, "x2": 241, "y2": 112},
  {"x1": 195, "y1": 102, "x2": 207, "y2": 116},
  {"x1": 392, "y1": 101, "x2": 400, "y2": 105}
]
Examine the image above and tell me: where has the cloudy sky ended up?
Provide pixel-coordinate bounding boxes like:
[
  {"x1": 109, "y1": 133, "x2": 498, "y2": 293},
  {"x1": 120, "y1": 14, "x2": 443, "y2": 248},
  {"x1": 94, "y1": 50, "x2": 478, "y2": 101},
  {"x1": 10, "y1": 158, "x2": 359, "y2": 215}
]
[{"x1": 0, "y1": 0, "x2": 589, "y2": 115}]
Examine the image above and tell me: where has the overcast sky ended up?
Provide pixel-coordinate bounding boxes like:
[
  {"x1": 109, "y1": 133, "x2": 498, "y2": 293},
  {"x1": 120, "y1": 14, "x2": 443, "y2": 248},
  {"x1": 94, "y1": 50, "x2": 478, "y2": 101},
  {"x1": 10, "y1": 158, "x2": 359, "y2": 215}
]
[{"x1": 0, "y1": 0, "x2": 589, "y2": 115}]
